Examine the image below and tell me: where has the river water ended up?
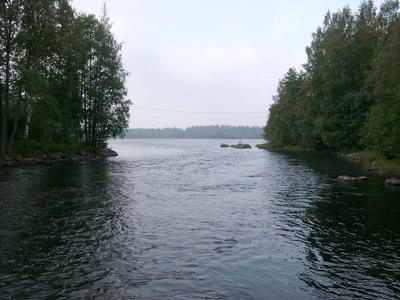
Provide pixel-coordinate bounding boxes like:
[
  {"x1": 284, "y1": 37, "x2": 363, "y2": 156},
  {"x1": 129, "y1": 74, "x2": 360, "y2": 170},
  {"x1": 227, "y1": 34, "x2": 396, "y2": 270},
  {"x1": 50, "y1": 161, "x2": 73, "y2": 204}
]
[{"x1": 0, "y1": 139, "x2": 399, "y2": 299}]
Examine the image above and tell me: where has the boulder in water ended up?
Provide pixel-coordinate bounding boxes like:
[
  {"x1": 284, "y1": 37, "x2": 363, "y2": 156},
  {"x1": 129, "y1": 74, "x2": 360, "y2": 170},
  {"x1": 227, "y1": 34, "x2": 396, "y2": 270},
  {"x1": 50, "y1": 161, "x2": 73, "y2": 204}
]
[
  {"x1": 385, "y1": 177, "x2": 400, "y2": 186},
  {"x1": 220, "y1": 143, "x2": 229, "y2": 148},
  {"x1": 367, "y1": 161, "x2": 378, "y2": 171},
  {"x1": 231, "y1": 143, "x2": 252, "y2": 149},
  {"x1": 343, "y1": 153, "x2": 362, "y2": 161},
  {"x1": 338, "y1": 175, "x2": 367, "y2": 182},
  {"x1": 96, "y1": 148, "x2": 118, "y2": 157}
]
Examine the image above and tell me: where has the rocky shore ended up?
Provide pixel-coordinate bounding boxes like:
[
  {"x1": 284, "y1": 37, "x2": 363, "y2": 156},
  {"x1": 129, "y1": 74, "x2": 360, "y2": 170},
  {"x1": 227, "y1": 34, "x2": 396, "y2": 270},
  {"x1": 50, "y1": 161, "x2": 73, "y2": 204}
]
[
  {"x1": 256, "y1": 143, "x2": 400, "y2": 187},
  {"x1": 0, "y1": 148, "x2": 118, "y2": 167},
  {"x1": 340, "y1": 152, "x2": 400, "y2": 176}
]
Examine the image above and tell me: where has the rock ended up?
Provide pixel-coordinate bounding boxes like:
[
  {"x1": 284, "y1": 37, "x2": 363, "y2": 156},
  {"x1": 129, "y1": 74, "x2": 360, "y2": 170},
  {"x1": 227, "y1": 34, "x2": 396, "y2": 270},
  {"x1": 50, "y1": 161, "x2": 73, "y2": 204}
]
[
  {"x1": 49, "y1": 153, "x2": 62, "y2": 160},
  {"x1": 96, "y1": 148, "x2": 118, "y2": 157},
  {"x1": 67, "y1": 155, "x2": 81, "y2": 161},
  {"x1": 344, "y1": 153, "x2": 361, "y2": 161},
  {"x1": 367, "y1": 161, "x2": 378, "y2": 171},
  {"x1": 35, "y1": 158, "x2": 47, "y2": 165},
  {"x1": 17, "y1": 156, "x2": 37, "y2": 164},
  {"x1": 1, "y1": 160, "x2": 15, "y2": 167},
  {"x1": 338, "y1": 175, "x2": 368, "y2": 182},
  {"x1": 220, "y1": 143, "x2": 229, "y2": 148},
  {"x1": 79, "y1": 150, "x2": 90, "y2": 157},
  {"x1": 385, "y1": 177, "x2": 400, "y2": 186},
  {"x1": 3, "y1": 155, "x2": 12, "y2": 161},
  {"x1": 71, "y1": 155, "x2": 81, "y2": 161},
  {"x1": 231, "y1": 143, "x2": 252, "y2": 149}
]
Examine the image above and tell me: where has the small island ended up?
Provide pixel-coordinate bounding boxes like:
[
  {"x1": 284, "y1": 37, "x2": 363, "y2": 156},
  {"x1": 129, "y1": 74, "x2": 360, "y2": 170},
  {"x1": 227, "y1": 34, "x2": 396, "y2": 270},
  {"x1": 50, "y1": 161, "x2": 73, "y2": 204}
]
[
  {"x1": 220, "y1": 142, "x2": 252, "y2": 149},
  {"x1": 230, "y1": 143, "x2": 252, "y2": 149}
]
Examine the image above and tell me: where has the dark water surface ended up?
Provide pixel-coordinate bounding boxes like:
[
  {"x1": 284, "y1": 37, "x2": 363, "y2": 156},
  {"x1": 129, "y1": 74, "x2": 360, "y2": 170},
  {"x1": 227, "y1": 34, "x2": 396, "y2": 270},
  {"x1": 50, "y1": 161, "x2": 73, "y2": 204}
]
[{"x1": 1, "y1": 139, "x2": 399, "y2": 299}]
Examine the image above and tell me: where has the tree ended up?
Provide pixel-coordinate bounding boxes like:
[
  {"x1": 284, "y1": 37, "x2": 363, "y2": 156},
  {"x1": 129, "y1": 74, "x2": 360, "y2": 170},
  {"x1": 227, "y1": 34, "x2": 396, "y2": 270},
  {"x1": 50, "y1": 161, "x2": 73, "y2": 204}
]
[
  {"x1": 265, "y1": 68, "x2": 303, "y2": 147},
  {"x1": 264, "y1": 0, "x2": 400, "y2": 158},
  {"x1": 363, "y1": 16, "x2": 400, "y2": 157},
  {"x1": 0, "y1": 0, "x2": 131, "y2": 157},
  {"x1": 0, "y1": 0, "x2": 23, "y2": 157},
  {"x1": 72, "y1": 11, "x2": 130, "y2": 149}
]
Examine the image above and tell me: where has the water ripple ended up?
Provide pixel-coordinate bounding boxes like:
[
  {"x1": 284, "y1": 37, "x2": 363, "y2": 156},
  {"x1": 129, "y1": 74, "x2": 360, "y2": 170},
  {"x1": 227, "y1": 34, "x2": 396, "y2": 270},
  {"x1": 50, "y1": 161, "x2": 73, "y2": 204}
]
[{"x1": 0, "y1": 139, "x2": 399, "y2": 299}]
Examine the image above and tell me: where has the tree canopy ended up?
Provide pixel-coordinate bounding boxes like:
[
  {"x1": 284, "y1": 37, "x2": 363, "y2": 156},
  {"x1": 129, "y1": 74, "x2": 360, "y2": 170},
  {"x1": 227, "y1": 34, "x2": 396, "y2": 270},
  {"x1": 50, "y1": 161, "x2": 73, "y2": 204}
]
[
  {"x1": 0, "y1": 1, "x2": 130, "y2": 157},
  {"x1": 264, "y1": 0, "x2": 400, "y2": 158}
]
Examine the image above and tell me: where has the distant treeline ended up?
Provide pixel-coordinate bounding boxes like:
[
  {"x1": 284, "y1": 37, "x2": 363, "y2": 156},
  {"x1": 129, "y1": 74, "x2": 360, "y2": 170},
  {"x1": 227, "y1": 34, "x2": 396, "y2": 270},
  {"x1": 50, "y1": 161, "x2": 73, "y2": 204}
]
[
  {"x1": 125, "y1": 126, "x2": 263, "y2": 139},
  {"x1": 0, "y1": 1, "x2": 130, "y2": 158},
  {"x1": 264, "y1": 0, "x2": 400, "y2": 158}
]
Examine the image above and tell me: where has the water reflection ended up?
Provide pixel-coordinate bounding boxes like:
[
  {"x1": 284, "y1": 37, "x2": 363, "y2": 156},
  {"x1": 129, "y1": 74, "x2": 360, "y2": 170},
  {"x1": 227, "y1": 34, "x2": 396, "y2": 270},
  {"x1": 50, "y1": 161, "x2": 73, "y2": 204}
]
[
  {"x1": 0, "y1": 161, "x2": 136, "y2": 298},
  {"x1": 302, "y1": 183, "x2": 400, "y2": 298},
  {"x1": 272, "y1": 153, "x2": 400, "y2": 299}
]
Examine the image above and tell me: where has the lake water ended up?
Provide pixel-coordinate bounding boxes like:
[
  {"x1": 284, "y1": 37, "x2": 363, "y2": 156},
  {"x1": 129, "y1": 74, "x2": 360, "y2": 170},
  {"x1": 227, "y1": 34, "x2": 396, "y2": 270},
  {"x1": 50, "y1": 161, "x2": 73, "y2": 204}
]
[{"x1": 0, "y1": 139, "x2": 399, "y2": 299}]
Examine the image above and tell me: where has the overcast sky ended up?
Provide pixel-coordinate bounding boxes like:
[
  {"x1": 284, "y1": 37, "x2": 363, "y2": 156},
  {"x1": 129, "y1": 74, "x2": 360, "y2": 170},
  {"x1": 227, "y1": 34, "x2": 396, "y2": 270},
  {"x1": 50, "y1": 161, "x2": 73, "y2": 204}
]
[{"x1": 72, "y1": 0, "x2": 383, "y2": 129}]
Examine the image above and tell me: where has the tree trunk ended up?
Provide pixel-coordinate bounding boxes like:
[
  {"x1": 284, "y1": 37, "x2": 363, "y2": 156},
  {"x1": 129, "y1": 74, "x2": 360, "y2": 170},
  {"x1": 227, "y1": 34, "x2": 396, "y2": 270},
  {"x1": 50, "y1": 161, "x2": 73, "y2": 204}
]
[
  {"x1": 1, "y1": 89, "x2": 7, "y2": 158},
  {"x1": 23, "y1": 102, "x2": 33, "y2": 140},
  {"x1": 0, "y1": 86, "x2": 3, "y2": 157},
  {"x1": 8, "y1": 89, "x2": 22, "y2": 153},
  {"x1": 1, "y1": 34, "x2": 11, "y2": 158},
  {"x1": 0, "y1": 89, "x2": 4, "y2": 159},
  {"x1": 8, "y1": 114, "x2": 19, "y2": 154}
]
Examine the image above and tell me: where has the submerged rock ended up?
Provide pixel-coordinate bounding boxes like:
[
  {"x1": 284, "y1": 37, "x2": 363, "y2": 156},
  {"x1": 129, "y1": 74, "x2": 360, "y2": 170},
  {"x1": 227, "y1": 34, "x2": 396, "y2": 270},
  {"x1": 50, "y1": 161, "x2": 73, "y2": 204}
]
[
  {"x1": 385, "y1": 177, "x2": 400, "y2": 186},
  {"x1": 338, "y1": 175, "x2": 367, "y2": 182},
  {"x1": 96, "y1": 148, "x2": 118, "y2": 157}
]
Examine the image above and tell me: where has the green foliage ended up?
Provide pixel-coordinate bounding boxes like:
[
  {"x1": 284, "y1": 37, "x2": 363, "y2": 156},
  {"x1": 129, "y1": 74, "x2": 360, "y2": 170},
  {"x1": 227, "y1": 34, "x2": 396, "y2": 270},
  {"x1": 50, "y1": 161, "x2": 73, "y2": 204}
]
[
  {"x1": 264, "y1": 68, "x2": 303, "y2": 147},
  {"x1": 363, "y1": 16, "x2": 400, "y2": 158},
  {"x1": 0, "y1": 0, "x2": 130, "y2": 157},
  {"x1": 265, "y1": 0, "x2": 400, "y2": 158}
]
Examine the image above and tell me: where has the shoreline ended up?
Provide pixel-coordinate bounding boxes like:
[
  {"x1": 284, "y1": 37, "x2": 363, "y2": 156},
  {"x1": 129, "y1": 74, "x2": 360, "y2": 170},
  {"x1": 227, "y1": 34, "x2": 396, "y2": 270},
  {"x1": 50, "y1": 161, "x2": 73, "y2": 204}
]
[
  {"x1": 256, "y1": 143, "x2": 400, "y2": 176},
  {"x1": 0, "y1": 148, "x2": 118, "y2": 168}
]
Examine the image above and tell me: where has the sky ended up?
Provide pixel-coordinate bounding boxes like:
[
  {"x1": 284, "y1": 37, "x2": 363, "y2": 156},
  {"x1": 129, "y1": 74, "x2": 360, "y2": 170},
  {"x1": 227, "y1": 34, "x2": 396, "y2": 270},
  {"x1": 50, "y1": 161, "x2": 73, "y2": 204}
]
[{"x1": 72, "y1": 0, "x2": 383, "y2": 129}]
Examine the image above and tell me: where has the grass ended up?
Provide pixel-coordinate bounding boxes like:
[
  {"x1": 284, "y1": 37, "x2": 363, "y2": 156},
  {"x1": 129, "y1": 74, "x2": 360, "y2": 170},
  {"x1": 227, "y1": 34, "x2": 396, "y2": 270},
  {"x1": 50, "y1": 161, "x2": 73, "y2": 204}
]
[
  {"x1": 255, "y1": 143, "x2": 271, "y2": 150},
  {"x1": 355, "y1": 150, "x2": 400, "y2": 175},
  {"x1": 256, "y1": 143, "x2": 317, "y2": 153}
]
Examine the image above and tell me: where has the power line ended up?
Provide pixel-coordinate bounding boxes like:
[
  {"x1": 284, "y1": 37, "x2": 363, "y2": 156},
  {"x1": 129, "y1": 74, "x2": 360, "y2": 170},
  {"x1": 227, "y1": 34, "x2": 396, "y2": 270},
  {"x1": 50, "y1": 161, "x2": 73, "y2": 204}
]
[{"x1": 133, "y1": 106, "x2": 266, "y2": 114}]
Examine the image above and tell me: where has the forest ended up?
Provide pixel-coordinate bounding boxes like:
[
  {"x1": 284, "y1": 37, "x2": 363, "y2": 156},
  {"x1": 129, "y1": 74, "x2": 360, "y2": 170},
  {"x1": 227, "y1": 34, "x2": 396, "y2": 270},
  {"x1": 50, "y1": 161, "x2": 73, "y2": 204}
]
[
  {"x1": 264, "y1": 0, "x2": 400, "y2": 159},
  {"x1": 125, "y1": 126, "x2": 263, "y2": 139},
  {"x1": 0, "y1": 1, "x2": 130, "y2": 159}
]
